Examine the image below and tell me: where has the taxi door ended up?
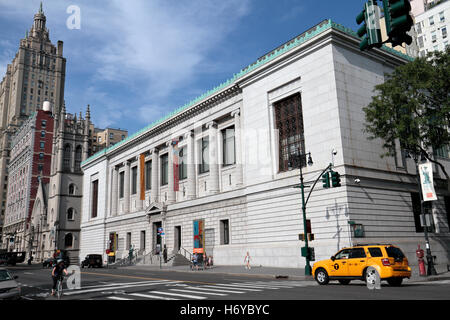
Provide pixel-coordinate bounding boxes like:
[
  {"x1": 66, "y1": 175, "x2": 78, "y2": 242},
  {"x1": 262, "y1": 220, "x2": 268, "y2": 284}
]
[
  {"x1": 329, "y1": 249, "x2": 351, "y2": 277},
  {"x1": 347, "y1": 248, "x2": 367, "y2": 277}
]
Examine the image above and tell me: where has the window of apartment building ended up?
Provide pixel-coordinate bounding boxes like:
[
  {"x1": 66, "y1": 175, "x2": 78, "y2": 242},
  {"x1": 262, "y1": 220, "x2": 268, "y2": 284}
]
[
  {"x1": 178, "y1": 146, "x2": 187, "y2": 180},
  {"x1": 417, "y1": 35, "x2": 425, "y2": 48},
  {"x1": 429, "y1": 16, "x2": 435, "y2": 26},
  {"x1": 161, "y1": 154, "x2": 168, "y2": 185},
  {"x1": 91, "y1": 179, "x2": 98, "y2": 218},
  {"x1": 434, "y1": 144, "x2": 450, "y2": 159},
  {"x1": 199, "y1": 137, "x2": 209, "y2": 174},
  {"x1": 39, "y1": 152, "x2": 44, "y2": 160},
  {"x1": 410, "y1": 192, "x2": 434, "y2": 233},
  {"x1": 222, "y1": 126, "x2": 235, "y2": 166},
  {"x1": 119, "y1": 171, "x2": 125, "y2": 198},
  {"x1": 109, "y1": 133, "x2": 114, "y2": 140},
  {"x1": 415, "y1": 22, "x2": 422, "y2": 34},
  {"x1": 274, "y1": 93, "x2": 305, "y2": 172},
  {"x1": 40, "y1": 142, "x2": 45, "y2": 149},
  {"x1": 131, "y1": 166, "x2": 137, "y2": 195},
  {"x1": 442, "y1": 27, "x2": 448, "y2": 39},
  {"x1": 220, "y1": 219, "x2": 230, "y2": 245},
  {"x1": 41, "y1": 120, "x2": 46, "y2": 128},
  {"x1": 439, "y1": 11, "x2": 445, "y2": 23},
  {"x1": 431, "y1": 30, "x2": 437, "y2": 42},
  {"x1": 41, "y1": 130, "x2": 45, "y2": 138}
]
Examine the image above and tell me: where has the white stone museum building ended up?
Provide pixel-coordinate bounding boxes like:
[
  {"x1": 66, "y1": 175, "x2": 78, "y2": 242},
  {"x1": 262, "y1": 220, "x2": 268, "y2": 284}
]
[{"x1": 79, "y1": 20, "x2": 450, "y2": 270}]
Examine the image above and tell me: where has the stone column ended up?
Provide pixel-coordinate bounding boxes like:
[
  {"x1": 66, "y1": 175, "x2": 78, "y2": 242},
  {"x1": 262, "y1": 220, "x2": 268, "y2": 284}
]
[
  {"x1": 185, "y1": 131, "x2": 196, "y2": 200},
  {"x1": 166, "y1": 141, "x2": 176, "y2": 204},
  {"x1": 136, "y1": 156, "x2": 143, "y2": 211},
  {"x1": 206, "y1": 121, "x2": 220, "y2": 194},
  {"x1": 231, "y1": 109, "x2": 243, "y2": 187},
  {"x1": 111, "y1": 166, "x2": 118, "y2": 216},
  {"x1": 150, "y1": 148, "x2": 159, "y2": 204},
  {"x1": 124, "y1": 161, "x2": 130, "y2": 213}
]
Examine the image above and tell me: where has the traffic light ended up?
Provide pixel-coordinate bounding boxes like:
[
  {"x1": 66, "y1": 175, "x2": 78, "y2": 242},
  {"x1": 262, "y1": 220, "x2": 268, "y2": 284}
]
[
  {"x1": 356, "y1": 0, "x2": 383, "y2": 50},
  {"x1": 382, "y1": 0, "x2": 413, "y2": 47},
  {"x1": 331, "y1": 171, "x2": 341, "y2": 188},
  {"x1": 322, "y1": 172, "x2": 330, "y2": 188}
]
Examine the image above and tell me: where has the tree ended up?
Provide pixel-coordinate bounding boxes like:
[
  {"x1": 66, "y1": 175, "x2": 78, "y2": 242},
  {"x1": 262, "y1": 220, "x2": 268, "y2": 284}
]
[{"x1": 363, "y1": 47, "x2": 450, "y2": 188}]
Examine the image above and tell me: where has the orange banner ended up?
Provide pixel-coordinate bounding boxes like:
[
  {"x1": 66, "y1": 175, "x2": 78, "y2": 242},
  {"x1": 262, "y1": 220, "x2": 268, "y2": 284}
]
[{"x1": 139, "y1": 153, "x2": 145, "y2": 200}]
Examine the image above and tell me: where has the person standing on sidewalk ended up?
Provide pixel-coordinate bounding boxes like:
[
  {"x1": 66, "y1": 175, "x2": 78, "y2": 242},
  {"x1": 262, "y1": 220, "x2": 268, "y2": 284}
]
[{"x1": 244, "y1": 251, "x2": 251, "y2": 269}]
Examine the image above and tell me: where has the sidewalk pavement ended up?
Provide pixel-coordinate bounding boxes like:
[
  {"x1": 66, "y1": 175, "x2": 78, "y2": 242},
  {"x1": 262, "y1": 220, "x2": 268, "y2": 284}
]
[{"x1": 124, "y1": 263, "x2": 450, "y2": 283}]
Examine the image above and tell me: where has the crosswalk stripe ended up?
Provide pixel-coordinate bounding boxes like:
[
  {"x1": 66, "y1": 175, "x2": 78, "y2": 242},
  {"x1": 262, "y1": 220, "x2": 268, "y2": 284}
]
[
  {"x1": 128, "y1": 293, "x2": 179, "y2": 300},
  {"x1": 188, "y1": 286, "x2": 246, "y2": 294},
  {"x1": 170, "y1": 288, "x2": 228, "y2": 296},
  {"x1": 201, "y1": 285, "x2": 261, "y2": 292},
  {"x1": 151, "y1": 291, "x2": 207, "y2": 300},
  {"x1": 79, "y1": 280, "x2": 173, "y2": 290},
  {"x1": 107, "y1": 296, "x2": 132, "y2": 300},
  {"x1": 228, "y1": 283, "x2": 288, "y2": 289}
]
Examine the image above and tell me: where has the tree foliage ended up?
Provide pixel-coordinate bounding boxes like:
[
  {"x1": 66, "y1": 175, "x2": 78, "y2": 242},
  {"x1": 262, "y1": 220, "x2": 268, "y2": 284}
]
[{"x1": 363, "y1": 47, "x2": 450, "y2": 182}]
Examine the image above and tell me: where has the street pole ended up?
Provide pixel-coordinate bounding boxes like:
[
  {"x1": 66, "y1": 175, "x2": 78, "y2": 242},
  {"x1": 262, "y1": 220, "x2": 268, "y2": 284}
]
[
  {"x1": 299, "y1": 162, "x2": 311, "y2": 275},
  {"x1": 414, "y1": 156, "x2": 438, "y2": 276}
]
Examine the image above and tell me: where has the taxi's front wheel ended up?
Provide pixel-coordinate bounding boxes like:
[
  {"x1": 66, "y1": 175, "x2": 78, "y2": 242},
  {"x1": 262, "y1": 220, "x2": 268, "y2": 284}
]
[{"x1": 315, "y1": 268, "x2": 329, "y2": 285}]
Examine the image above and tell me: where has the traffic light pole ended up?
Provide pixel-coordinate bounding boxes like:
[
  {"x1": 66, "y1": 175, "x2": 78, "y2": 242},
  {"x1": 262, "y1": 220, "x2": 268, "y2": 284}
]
[
  {"x1": 300, "y1": 162, "x2": 333, "y2": 276},
  {"x1": 299, "y1": 163, "x2": 311, "y2": 276}
]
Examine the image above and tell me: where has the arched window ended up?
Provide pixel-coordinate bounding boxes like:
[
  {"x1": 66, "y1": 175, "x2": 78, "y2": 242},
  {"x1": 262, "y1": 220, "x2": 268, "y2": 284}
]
[
  {"x1": 63, "y1": 144, "x2": 71, "y2": 171},
  {"x1": 64, "y1": 233, "x2": 73, "y2": 248},
  {"x1": 68, "y1": 184, "x2": 76, "y2": 195},
  {"x1": 75, "y1": 146, "x2": 82, "y2": 172},
  {"x1": 67, "y1": 208, "x2": 74, "y2": 220}
]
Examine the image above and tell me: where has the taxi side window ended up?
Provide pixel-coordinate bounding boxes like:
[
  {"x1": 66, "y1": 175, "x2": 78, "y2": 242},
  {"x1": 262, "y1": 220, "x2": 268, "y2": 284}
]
[
  {"x1": 335, "y1": 249, "x2": 351, "y2": 259},
  {"x1": 368, "y1": 247, "x2": 383, "y2": 257},
  {"x1": 349, "y1": 248, "x2": 366, "y2": 258}
]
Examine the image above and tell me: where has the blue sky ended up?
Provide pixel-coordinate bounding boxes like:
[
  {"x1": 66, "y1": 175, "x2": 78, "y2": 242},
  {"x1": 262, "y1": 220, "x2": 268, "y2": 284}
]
[{"x1": 0, "y1": 0, "x2": 369, "y2": 135}]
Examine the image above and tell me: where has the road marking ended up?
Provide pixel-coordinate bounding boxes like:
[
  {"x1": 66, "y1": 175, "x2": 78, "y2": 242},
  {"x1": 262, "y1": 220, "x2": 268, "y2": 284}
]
[
  {"x1": 63, "y1": 280, "x2": 180, "y2": 296},
  {"x1": 170, "y1": 288, "x2": 228, "y2": 296},
  {"x1": 107, "y1": 296, "x2": 132, "y2": 300},
  {"x1": 201, "y1": 285, "x2": 261, "y2": 292},
  {"x1": 128, "y1": 293, "x2": 179, "y2": 300},
  {"x1": 151, "y1": 290, "x2": 207, "y2": 300},
  {"x1": 186, "y1": 286, "x2": 246, "y2": 294},
  {"x1": 228, "y1": 283, "x2": 286, "y2": 289}
]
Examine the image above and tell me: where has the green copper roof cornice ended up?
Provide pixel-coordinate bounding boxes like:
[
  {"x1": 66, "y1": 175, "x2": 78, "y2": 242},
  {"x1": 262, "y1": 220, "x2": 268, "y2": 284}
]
[{"x1": 81, "y1": 19, "x2": 413, "y2": 167}]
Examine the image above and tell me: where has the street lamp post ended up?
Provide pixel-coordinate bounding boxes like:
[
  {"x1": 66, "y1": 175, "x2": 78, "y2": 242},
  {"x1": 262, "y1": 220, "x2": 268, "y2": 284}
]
[
  {"x1": 291, "y1": 150, "x2": 314, "y2": 275},
  {"x1": 406, "y1": 150, "x2": 438, "y2": 276}
]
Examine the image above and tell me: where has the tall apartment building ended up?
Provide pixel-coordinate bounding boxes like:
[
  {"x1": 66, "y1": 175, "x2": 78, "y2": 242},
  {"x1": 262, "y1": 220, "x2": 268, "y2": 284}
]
[
  {"x1": 2, "y1": 104, "x2": 54, "y2": 253},
  {"x1": 94, "y1": 127, "x2": 128, "y2": 153},
  {"x1": 414, "y1": 0, "x2": 450, "y2": 56},
  {"x1": 0, "y1": 5, "x2": 66, "y2": 242}
]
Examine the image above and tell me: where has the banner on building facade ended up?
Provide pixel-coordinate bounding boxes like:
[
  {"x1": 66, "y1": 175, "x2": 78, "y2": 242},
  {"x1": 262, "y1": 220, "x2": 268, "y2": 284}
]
[
  {"x1": 419, "y1": 161, "x2": 437, "y2": 201},
  {"x1": 193, "y1": 219, "x2": 205, "y2": 254},
  {"x1": 172, "y1": 139, "x2": 179, "y2": 192},
  {"x1": 139, "y1": 153, "x2": 145, "y2": 200}
]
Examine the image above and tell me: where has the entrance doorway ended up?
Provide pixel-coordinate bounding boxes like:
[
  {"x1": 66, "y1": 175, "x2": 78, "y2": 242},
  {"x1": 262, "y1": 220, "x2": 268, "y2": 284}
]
[
  {"x1": 174, "y1": 226, "x2": 181, "y2": 253},
  {"x1": 153, "y1": 221, "x2": 162, "y2": 254}
]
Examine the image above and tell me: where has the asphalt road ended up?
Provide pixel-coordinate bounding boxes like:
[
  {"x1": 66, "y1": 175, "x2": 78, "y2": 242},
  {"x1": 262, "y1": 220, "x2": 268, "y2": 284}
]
[{"x1": 6, "y1": 264, "x2": 450, "y2": 302}]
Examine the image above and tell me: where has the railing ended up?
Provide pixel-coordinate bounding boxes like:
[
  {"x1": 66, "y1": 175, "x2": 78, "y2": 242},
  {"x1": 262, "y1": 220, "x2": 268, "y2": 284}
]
[{"x1": 178, "y1": 247, "x2": 192, "y2": 262}]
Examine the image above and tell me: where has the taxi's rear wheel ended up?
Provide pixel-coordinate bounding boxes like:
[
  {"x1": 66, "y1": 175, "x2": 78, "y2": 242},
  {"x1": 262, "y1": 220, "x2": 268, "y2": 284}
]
[{"x1": 315, "y1": 268, "x2": 329, "y2": 285}]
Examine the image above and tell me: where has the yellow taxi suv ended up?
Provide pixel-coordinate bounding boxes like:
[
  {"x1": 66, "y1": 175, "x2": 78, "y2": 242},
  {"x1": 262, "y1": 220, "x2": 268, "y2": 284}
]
[{"x1": 312, "y1": 244, "x2": 411, "y2": 286}]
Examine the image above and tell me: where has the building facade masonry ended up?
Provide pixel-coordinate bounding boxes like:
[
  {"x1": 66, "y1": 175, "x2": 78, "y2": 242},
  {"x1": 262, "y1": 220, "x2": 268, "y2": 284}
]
[{"x1": 79, "y1": 20, "x2": 450, "y2": 269}]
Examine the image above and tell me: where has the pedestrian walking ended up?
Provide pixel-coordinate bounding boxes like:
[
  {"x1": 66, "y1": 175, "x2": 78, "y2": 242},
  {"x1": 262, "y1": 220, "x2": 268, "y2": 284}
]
[
  {"x1": 163, "y1": 245, "x2": 168, "y2": 263},
  {"x1": 244, "y1": 251, "x2": 251, "y2": 269}
]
